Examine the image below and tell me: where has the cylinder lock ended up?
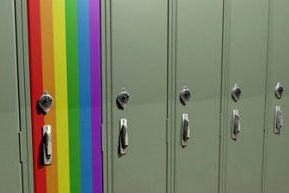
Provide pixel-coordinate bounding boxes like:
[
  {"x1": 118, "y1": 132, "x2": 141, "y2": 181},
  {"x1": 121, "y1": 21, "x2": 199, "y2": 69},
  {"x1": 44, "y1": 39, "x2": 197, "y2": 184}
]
[
  {"x1": 275, "y1": 82, "x2": 284, "y2": 99},
  {"x1": 117, "y1": 89, "x2": 130, "y2": 110},
  {"x1": 180, "y1": 87, "x2": 191, "y2": 105},
  {"x1": 38, "y1": 91, "x2": 53, "y2": 114},
  {"x1": 232, "y1": 84, "x2": 241, "y2": 102}
]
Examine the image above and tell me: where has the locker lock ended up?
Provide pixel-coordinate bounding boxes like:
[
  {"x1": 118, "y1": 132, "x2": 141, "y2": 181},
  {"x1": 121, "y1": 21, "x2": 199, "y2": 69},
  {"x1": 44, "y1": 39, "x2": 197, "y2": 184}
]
[
  {"x1": 231, "y1": 84, "x2": 241, "y2": 102},
  {"x1": 38, "y1": 91, "x2": 53, "y2": 114},
  {"x1": 117, "y1": 89, "x2": 130, "y2": 110},
  {"x1": 180, "y1": 87, "x2": 191, "y2": 105},
  {"x1": 275, "y1": 82, "x2": 284, "y2": 99}
]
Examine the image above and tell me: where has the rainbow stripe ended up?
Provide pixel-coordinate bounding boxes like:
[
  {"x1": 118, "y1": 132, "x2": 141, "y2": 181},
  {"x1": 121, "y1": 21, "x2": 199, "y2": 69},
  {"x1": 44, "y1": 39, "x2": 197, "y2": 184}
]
[{"x1": 27, "y1": 0, "x2": 102, "y2": 192}]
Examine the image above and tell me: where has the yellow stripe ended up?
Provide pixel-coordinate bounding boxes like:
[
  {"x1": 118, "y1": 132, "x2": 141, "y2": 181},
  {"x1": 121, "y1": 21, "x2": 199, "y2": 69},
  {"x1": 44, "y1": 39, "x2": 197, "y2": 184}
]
[{"x1": 52, "y1": 0, "x2": 70, "y2": 192}]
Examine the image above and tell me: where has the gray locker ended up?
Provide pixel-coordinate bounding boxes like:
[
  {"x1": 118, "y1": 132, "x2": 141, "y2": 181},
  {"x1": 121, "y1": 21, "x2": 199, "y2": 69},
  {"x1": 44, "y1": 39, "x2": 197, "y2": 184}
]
[
  {"x1": 173, "y1": 0, "x2": 223, "y2": 192},
  {"x1": 0, "y1": 0, "x2": 23, "y2": 192},
  {"x1": 102, "y1": 0, "x2": 168, "y2": 192},
  {"x1": 264, "y1": 0, "x2": 289, "y2": 192},
  {"x1": 221, "y1": 0, "x2": 269, "y2": 192}
]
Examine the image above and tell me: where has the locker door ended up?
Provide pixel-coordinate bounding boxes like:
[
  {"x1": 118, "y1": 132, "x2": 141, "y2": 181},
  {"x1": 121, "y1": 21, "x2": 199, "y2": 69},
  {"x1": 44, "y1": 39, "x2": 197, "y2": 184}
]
[
  {"x1": 27, "y1": 0, "x2": 102, "y2": 192},
  {"x1": 222, "y1": 0, "x2": 269, "y2": 192},
  {"x1": 106, "y1": 0, "x2": 168, "y2": 192},
  {"x1": 264, "y1": 1, "x2": 289, "y2": 192},
  {"x1": 0, "y1": 0, "x2": 23, "y2": 192},
  {"x1": 173, "y1": 0, "x2": 223, "y2": 192}
]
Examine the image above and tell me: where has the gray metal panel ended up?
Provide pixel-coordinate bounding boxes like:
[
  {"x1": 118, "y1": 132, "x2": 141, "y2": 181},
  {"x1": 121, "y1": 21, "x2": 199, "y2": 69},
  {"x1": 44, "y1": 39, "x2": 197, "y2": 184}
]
[
  {"x1": 174, "y1": 0, "x2": 223, "y2": 192},
  {"x1": 0, "y1": 0, "x2": 23, "y2": 192},
  {"x1": 264, "y1": 0, "x2": 289, "y2": 192},
  {"x1": 221, "y1": 0, "x2": 269, "y2": 192},
  {"x1": 15, "y1": 0, "x2": 34, "y2": 192},
  {"x1": 104, "y1": 0, "x2": 168, "y2": 192}
]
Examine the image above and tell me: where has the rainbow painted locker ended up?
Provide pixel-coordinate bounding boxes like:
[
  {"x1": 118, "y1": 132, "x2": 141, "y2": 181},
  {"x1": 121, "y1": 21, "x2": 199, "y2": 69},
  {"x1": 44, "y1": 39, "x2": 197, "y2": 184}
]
[{"x1": 27, "y1": 0, "x2": 102, "y2": 193}]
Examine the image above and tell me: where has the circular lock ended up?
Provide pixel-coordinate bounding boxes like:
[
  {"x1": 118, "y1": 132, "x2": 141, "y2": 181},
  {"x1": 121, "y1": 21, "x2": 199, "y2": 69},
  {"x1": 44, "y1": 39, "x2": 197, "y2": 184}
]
[
  {"x1": 38, "y1": 91, "x2": 53, "y2": 114},
  {"x1": 180, "y1": 87, "x2": 191, "y2": 105},
  {"x1": 117, "y1": 89, "x2": 130, "y2": 109},
  {"x1": 232, "y1": 84, "x2": 241, "y2": 102},
  {"x1": 275, "y1": 82, "x2": 284, "y2": 99}
]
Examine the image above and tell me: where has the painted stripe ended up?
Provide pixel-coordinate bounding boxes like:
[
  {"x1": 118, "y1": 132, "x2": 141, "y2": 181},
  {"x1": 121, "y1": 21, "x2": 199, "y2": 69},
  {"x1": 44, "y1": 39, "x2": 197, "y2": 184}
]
[
  {"x1": 29, "y1": 0, "x2": 103, "y2": 192},
  {"x1": 78, "y1": 0, "x2": 93, "y2": 192},
  {"x1": 52, "y1": 0, "x2": 71, "y2": 192},
  {"x1": 89, "y1": 0, "x2": 103, "y2": 192},
  {"x1": 39, "y1": 0, "x2": 58, "y2": 192},
  {"x1": 66, "y1": 0, "x2": 82, "y2": 192},
  {"x1": 27, "y1": 0, "x2": 47, "y2": 192}
]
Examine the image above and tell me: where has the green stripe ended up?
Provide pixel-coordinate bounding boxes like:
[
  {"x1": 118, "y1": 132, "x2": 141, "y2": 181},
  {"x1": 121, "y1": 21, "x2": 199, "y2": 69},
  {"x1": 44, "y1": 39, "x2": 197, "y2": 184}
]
[{"x1": 66, "y1": 0, "x2": 81, "y2": 192}]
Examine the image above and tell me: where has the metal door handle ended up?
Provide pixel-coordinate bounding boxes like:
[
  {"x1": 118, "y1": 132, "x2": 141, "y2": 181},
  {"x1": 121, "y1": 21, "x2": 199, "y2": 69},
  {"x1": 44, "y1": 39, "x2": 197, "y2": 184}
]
[
  {"x1": 232, "y1": 110, "x2": 240, "y2": 140},
  {"x1": 119, "y1": 119, "x2": 128, "y2": 155},
  {"x1": 43, "y1": 125, "x2": 52, "y2": 165},
  {"x1": 274, "y1": 106, "x2": 283, "y2": 134},
  {"x1": 181, "y1": 114, "x2": 190, "y2": 146}
]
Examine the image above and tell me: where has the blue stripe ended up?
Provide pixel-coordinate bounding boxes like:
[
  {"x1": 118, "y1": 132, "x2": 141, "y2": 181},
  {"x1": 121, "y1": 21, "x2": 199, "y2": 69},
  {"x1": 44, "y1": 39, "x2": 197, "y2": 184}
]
[{"x1": 78, "y1": 0, "x2": 92, "y2": 192}]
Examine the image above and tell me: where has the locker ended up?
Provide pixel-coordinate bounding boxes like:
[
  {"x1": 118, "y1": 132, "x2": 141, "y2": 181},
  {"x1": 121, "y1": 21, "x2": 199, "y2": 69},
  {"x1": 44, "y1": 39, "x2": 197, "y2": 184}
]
[
  {"x1": 264, "y1": 1, "x2": 289, "y2": 192},
  {"x1": 101, "y1": 0, "x2": 168, "y2": 192},
  {"x1": 221, "y1": 0, "x2": 269, "y2": 192},
  {"x1": 26, "y1": 0, "x2": 102, "y2": 192},
  {"x1": 173, "y1": 0, "x2": 223, "y2": 192},
  {"x1": 0, "y1": 0, "x2": 24, "y2": 192}
]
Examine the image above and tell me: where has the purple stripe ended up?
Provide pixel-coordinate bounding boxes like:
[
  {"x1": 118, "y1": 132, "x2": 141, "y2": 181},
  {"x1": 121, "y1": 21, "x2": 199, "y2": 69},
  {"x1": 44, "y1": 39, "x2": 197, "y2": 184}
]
[{"x1": 90, "y1": 0, "x2": 102, "y2": 192}]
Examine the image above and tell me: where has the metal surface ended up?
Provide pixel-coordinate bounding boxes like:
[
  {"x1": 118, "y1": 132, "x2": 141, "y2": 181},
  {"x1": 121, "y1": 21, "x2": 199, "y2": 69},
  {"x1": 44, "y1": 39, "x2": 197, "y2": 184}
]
[
  {"x1": 273, "y1": 106, "x2": 283, "y2": 134},
  {"x1": 15, "y1": 0, "x2": 35, "y2": 191},
  {"x1": 103, "y1": 0, "x2": 168, "y2": 192},
  {"x1": 180, "y1": 87, "x2": 191, "y2": 105},
  {"x1": 26, "y1": 0, "x2": 103, "y2": 191},
  {"x1": 116, "y1": 89, "x2": 130, "y2": 110},
  {"x1": 231, "y1": 84, "x2": 242, "y2": 102},
  {"x1": 263, "y1": 0, "x2": 289, "y2": 192},
  {"x1": 38, "y1": 92, "x2": 53, "y2": 114},
  {"x1": 274, "y1": 82, "x2": 284, "y2": 99},
  {"x1": 42, "y1": 125, "x2": 52, "y2": 165},
  {"x1": 181, "y1": 114, "x2": 190, "y2": 147},
  {"x1": 221, "y1": 0, "x2": 269, "y2": 192},
  {"x1": 0, "y1": 0, "x2": 23, "y2": 192},
  {"x1": 231, "y1": 110, "x2": 240, "y2": 140},
  {"x1": 119, "y1": 119, "x2": 128, "y2": 156},
  {"x1": 174, "y1": 0, "x2": 223, "y2": 192}
]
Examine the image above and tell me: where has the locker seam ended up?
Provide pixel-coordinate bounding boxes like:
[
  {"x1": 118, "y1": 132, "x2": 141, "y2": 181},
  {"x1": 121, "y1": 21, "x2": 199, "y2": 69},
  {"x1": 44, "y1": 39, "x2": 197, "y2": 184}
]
[{"x1": 261, "y1": 0, "x2": 272, "y2": 192}]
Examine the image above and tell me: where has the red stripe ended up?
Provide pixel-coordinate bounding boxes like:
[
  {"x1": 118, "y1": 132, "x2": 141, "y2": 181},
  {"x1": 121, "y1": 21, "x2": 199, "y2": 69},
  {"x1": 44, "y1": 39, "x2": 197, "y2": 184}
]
[{"x1": 27, "y1": 0, "x2": 47, "y2": 192}]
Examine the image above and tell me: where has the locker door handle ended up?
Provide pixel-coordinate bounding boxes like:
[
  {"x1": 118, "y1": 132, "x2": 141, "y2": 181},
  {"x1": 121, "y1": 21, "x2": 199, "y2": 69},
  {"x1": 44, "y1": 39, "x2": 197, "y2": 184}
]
[
  {"x1": 231, "y1": 110, "x2": 240, "y2": 140},
  {"x1": 119, "y1": 119, "x2": 128, "y2": 155},
  {"x1": 181, "y1": 114, "x2": 190, "y2": 146},
  {"x1": 43, "y1": 125, "x2": 52, "y2": 165},
  {"x1": 274, "y1": 106, "x2": 283, "y2": 134}
]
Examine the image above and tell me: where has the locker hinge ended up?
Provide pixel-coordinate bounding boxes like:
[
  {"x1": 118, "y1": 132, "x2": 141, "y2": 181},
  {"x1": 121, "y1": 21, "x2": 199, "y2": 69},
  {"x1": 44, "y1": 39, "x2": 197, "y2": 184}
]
[
  {"x1": 18, "y1": 131, "x2": 24, "y2": 163},
  {"x1": 101, "y1": 124, "x2": 105, "y2": 153},
  {"x1": 166, "y1": 118, "x2": 169, "y2": 145}
]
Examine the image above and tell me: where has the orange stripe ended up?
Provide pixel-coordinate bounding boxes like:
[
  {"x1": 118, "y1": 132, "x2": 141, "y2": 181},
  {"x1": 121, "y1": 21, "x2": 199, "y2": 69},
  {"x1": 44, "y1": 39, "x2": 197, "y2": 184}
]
[{"x1": 40, "y1": 0, "x2": 58, "y2": 192}]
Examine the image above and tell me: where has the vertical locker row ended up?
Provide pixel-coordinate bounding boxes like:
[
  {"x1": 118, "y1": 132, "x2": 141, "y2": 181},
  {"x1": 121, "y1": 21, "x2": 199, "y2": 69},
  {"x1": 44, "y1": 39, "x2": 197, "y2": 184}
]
[
  {"x1": 14, "y1": 0, "x2": 289, "y2": 192},
  {"x1": 101, "y1": 0, "x2": 289, "y2": 193}
]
